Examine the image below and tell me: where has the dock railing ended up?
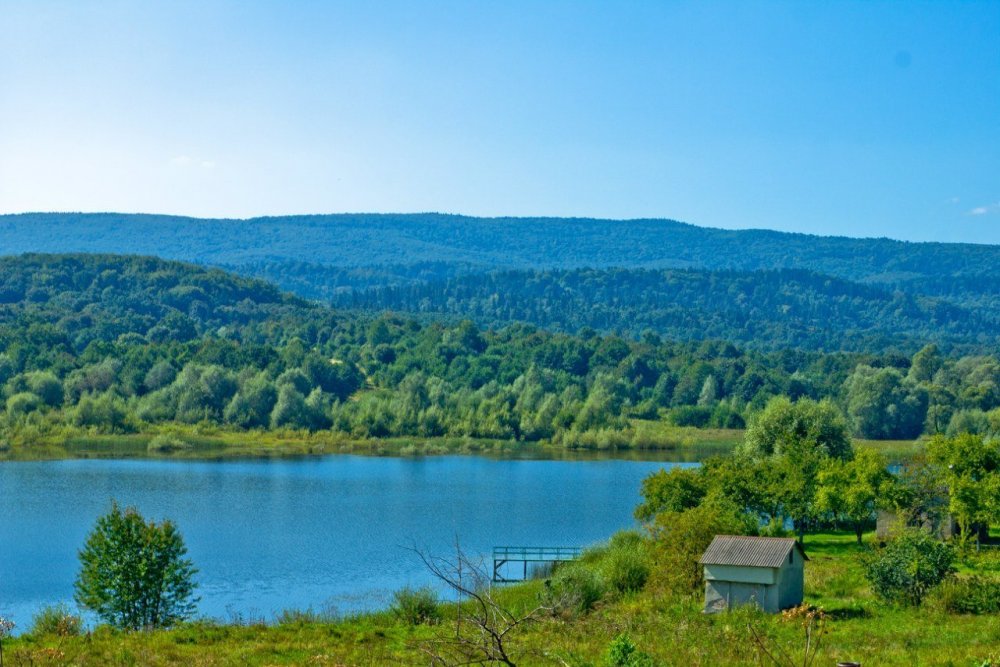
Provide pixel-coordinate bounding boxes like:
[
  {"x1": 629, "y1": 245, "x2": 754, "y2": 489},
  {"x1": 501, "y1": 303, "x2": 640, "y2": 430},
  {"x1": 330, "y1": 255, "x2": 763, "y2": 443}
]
[{"x1": 492, "y1": 546, "x2": 582, "y2": 582}]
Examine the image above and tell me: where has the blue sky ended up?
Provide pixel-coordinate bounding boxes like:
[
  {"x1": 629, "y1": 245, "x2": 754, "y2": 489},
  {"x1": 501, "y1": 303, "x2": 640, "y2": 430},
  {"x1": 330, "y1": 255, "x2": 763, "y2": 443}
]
[{"x1": 0, "y1": 1, "x2": 997, "y2": 243}]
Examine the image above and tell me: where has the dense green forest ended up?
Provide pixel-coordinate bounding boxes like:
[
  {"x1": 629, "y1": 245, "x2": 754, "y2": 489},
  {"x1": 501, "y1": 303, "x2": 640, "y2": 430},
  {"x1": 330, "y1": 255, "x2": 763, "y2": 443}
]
[
  {"x1": 6, "y1": 213, "x2": 1000, "y2": 356},
  {"x1": 329, "y1": 267, "x2": 998, "y2": 353},
  {"x1": 2, "y1": 254, "x2": 1000, "y2": 450}
]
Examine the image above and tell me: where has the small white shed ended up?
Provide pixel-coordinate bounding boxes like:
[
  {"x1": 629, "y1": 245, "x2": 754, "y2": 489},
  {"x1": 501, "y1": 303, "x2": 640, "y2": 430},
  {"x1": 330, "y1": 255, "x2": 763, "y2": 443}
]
[{"x1": 699, "y1": 535, "x2": 806, "y2": 614}]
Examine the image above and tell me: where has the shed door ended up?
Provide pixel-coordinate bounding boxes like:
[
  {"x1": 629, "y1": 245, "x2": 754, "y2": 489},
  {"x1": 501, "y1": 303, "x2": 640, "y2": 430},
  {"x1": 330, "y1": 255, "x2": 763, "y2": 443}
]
[{"x1": 704, "y1": 580, "x2": 730, "y2": 613}]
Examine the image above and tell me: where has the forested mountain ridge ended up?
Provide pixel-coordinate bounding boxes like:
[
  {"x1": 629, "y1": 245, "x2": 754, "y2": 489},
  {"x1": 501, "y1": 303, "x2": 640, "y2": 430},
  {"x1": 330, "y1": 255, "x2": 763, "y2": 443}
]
[
  {"x1": 1, "y1": 254, "x2": 999, "y2": 448},
  {"x1": 4, "y1": 212, "x2": 1000, "y2": 286},
  {"x1": 0, "y1": 254, "x2": 316, "y2": 348},
  {"x1": 331, "y1": 267, "x2": 999, "y2": 354}
]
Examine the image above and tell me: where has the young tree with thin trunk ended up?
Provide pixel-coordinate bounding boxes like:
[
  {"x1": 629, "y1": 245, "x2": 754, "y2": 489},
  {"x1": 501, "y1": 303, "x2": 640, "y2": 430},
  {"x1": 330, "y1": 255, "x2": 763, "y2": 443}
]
[{"x1": 75, "y1": 503, "x2": 198, "y2": 630}]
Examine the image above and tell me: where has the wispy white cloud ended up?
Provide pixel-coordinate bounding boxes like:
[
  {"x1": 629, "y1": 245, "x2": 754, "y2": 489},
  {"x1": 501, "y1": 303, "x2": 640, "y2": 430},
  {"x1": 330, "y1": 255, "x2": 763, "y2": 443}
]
[
  {"x1": 169, "y1": 155, "x2": 216, "y2": 170},
  {"x1": 968, "y1": 202, "x2": 1000, "y2": 216}
]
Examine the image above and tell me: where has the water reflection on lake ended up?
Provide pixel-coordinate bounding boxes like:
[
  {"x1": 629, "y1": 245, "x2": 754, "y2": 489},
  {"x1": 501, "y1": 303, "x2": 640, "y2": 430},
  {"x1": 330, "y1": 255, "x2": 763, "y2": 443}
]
[{"x1": 0, "y1": 455, "x2": 688, "y2": 628}]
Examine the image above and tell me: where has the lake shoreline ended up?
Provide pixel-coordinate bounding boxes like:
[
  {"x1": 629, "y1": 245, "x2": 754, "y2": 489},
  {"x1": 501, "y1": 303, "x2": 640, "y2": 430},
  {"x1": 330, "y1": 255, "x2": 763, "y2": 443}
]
[
  {"x1": 0, "y1": 425, "x2": 922, "y2": 463},
  {"x1": 0, "y1": 425, "x2": 745, "y2": 463}
]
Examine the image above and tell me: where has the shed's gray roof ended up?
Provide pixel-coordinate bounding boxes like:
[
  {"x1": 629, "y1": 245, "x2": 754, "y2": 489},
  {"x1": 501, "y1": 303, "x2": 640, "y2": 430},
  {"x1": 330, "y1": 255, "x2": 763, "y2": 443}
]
[{"x1": 699, "y1": 535, "x2": 806, "y2": 568}]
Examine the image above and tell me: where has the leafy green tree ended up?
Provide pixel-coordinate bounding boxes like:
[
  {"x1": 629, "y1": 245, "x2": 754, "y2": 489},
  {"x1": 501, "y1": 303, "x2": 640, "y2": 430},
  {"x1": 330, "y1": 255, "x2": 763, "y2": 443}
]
[
  {"x1": 270, "y1": 385, "x2": 311, "y2": 429},
  {"x1": 304, "y1": 388, "x2": 333, "y2": 430},
  {"x1": 697, "y1": 375, "x2": 718, "y2": 407},
  {"x1": 72, "y1": 392, "x2": 129, "y2": 432},
  {"x1": 861, "y1": 529, "x2": 955, "y2": 606},
  {"x1": 952, "y1": 356, "x2": 1000, "y2": 411},
  {"x1": 741, "y1": 396, "x2": 852, "y2": 542},
  {"x1": 634, "y1": 466, "x2": 706, "y2": 522},
  {"x1": 741, "y1": 396, "x2": 851, "y2": 460},
  {"x1": 908, "y1": 344, "x2": 942, "y2": 383},
  {"x1": 573, "y1": 374, "x2": 626, "y2": 431},
  {"x1": 5, "y1": 391, "x2": 41, "y2": 417},
  {"x1": 770, "y1": 451, "x2": 824, "y2": 543},
  {"x1": 927, "y1": 433, "x2": 1000, "y2": 538},
  {"x1": 75, "y1": 503, "x2": 198, "y2": 630},
  {"x1": 924, "y1": 384, "x2": 956, "y2": 435},
  {"x1": 25, "y1": 371, "x2": 64, "y2": 407},
  {"x1": 135, "y1": 387, "x2": 178, "y2": 423},
  {"x1": 143, "y1": 360, "x2": 177, "y2": 392},
  {"x1": 65, "y1": 360, "x2": 119, "y2": 401},
  {"x1": 700, "y1": 455, "x2": 782, "y2": 523},
  {"x1": 367, "y1": 319, "x2": 392, "y2": 346},
  {"x1": 223, "y1": 375, "x2": 278, "y2": 429},
  {"x1": 945, "y1": 409, "x2": 991, "y2": 436},
  {"x1": 845, "y1": 365, "x2": 929, "y2": 439},
  {"x1": 816, "y1": 448, "x2": 894, "y2": 544},
  {"x1": 276, "y1": 368, "x2": 312, "y2": 395}
]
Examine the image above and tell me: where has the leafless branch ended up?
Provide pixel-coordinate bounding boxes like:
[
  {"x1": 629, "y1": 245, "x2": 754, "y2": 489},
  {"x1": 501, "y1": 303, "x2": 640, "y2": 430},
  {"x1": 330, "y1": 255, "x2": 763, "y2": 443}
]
[{"x1": 408, "y1": 543, "x2": 547, "y2": 667}]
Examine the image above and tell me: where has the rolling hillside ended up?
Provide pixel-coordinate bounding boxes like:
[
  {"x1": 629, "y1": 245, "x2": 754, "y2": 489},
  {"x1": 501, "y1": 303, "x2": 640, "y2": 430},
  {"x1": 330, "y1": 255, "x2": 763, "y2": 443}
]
[{"x1": 4, "y1": 212, "x2": 1000, "y2": 353}]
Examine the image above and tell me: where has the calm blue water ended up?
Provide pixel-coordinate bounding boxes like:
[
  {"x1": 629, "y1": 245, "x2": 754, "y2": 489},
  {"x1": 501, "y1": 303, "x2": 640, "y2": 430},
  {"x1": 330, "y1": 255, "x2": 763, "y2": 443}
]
[{"x1": 0, "y1": 455, "x2": 681, "y2": 629}]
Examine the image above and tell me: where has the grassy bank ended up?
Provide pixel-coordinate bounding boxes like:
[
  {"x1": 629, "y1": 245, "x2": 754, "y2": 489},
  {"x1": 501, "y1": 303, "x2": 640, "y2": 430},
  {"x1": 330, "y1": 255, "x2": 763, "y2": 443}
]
[
  {"x1": 6, "y1": 531, "x2": 998, "y2": 666},
  {"x1": 0, "y1": 422, "x2": 745, "y2": 462},
  {"x1": 0, "y1": 421, "x2": 925, "y2": 464}
]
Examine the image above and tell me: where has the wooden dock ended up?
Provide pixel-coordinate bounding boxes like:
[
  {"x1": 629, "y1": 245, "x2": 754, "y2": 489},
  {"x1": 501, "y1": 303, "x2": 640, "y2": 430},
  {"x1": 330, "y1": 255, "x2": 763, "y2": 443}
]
[{"x1": 492, "y1": 546, "x2": 581, "y2": 582}]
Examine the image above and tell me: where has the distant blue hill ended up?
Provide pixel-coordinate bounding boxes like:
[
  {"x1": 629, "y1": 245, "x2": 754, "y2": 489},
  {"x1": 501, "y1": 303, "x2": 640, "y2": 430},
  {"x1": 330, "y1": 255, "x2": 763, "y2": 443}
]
[{"x1": 2, "y1": 211, "x2": 998, "y2": 281}]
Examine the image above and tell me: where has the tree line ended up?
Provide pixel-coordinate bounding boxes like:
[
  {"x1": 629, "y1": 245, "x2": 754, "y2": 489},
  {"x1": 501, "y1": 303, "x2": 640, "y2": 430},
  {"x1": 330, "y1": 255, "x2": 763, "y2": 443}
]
[
  {"x1": 1, "y1": 255, "x2": 1000, "y2": 447},
  {"x1": 637, "y1": 399, "x2": 1000, "y2": 547}
]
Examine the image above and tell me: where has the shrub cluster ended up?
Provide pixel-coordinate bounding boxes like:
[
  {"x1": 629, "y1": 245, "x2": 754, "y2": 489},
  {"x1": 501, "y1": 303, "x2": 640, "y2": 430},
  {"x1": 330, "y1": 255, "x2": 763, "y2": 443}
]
[
  {"x1": 935, "y1": 576, "x2": 1000, "y2": 614},
  {"x1": 542, "y1": 532, "x2": 652, "y2": 617},
  {"x1": 861, "y1": 529, "x2": 956, "y2": 606},
  {"x1": 30, "y1": 604, "x2": 83, "y2": 637},
  {"x1": 391, "y1": 586, "x2": 440, "y2": 626}
]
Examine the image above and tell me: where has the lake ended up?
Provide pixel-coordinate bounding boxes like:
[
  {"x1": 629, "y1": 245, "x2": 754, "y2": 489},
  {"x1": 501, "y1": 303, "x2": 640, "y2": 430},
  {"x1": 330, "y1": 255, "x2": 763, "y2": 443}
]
[{"x1": 0, "y1": 455, "x2": 683, "y2": 629}]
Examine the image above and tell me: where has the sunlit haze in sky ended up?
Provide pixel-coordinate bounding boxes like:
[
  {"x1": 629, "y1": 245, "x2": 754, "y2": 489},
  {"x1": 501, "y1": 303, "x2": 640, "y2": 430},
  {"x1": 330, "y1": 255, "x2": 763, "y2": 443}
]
[{"x1": 1, "y1": 1, "x2": 998, "y2": 243}]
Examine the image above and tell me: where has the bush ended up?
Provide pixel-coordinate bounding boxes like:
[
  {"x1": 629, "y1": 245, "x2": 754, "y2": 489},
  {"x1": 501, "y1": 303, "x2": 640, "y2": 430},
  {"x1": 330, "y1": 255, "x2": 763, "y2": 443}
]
[
  {"x1": 147, "y1": 434, "x2": 193, "y2": 454},
  {"x1": 544, "y1": 564, "x2": 607, "y2": 615},
  {"x1": 391, "y1": 586, "x2": 440, "y2": 625},
  {"x1": 648, "y1": 500, "x2": 757, "y2": 595},
  {"x1": 30, "y1": 603, "x2": 83, "y2": 637},
  {"x1": 935, "y1": 576, "x2": 1000, "y2": 614},
  {"x1": 605, "y1": 633, "x2": 654, "y2": 667},
  {"x1": 601, "y1": 533, "x2": 650, "y2": 594},
  {"x1": 861, "y1": 529, "x2": 956, "y2": 606}
]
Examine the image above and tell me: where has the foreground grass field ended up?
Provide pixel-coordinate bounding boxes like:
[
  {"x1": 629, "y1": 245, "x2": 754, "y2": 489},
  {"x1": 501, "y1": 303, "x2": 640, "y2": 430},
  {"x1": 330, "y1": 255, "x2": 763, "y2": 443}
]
[{"x1": 6, "y1": 531, "x2": 998, "y2": 666}]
